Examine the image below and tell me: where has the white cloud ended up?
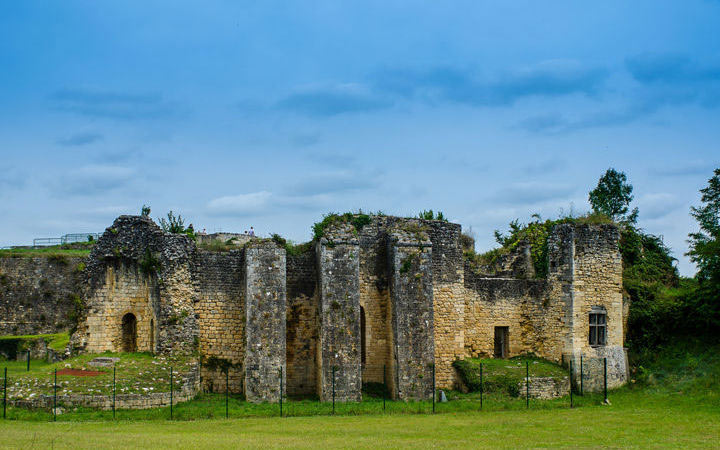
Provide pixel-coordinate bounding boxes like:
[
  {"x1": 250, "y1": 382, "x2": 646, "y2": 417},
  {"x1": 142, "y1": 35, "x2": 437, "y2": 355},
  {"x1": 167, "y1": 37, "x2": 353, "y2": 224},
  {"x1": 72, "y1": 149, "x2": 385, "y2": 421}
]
[{"x1": 207, "y1": 191, "x2": 272, "y2": 216}]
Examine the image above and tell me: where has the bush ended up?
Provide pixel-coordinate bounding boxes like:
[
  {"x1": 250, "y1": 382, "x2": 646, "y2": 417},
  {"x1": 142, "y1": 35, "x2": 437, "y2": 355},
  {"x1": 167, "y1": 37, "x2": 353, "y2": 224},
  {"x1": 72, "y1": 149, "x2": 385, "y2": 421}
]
[{"x1": 312, "y1": 212, "x2": 371, "y2": 240}]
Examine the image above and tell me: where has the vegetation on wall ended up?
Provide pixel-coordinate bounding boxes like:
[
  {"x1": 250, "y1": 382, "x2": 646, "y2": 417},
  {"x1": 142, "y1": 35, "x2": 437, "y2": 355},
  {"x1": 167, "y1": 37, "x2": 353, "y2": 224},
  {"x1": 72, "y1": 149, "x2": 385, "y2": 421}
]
[
  {"x1": 311, "y1": 212, "x2": 373, "y2": 240},
  {"x1": 269, "y1": 234, "x2": 313, "y2": 256},
  {"x1": 417, "y1": 210, "x2": 447, "y2": 221},
  {"x1": 465, "y1": 212, "x2": 612, "y2": 278},
  {"x1": 467, "y1": 167, "x2": 720, "y2": 357},
  {"x1": 158, "y1": 210, "x2": 196, "y2": 239}
]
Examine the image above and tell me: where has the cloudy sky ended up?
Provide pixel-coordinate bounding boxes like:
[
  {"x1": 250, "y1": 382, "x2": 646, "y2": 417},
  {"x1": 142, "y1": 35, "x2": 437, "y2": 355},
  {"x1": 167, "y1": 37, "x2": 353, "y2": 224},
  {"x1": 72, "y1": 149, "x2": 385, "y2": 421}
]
[{"x1": 1, "y1": 1, "x2": 719, "y2": 275}]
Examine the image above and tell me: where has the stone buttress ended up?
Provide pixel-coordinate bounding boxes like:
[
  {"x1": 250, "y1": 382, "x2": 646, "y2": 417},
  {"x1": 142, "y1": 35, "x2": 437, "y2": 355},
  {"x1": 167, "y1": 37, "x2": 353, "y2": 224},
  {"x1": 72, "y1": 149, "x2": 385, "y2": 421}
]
[
  {"x1": 388, "y1": 224, "x2": 435, "y2": 400},
  {"x1": 316, "y1": 223, "x2": 362, "y2": 401}
]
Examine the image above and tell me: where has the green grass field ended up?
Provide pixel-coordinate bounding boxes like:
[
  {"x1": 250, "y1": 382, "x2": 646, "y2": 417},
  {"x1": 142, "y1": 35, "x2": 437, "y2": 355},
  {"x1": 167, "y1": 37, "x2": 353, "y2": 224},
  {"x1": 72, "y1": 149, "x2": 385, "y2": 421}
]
[
  {"x1": 0, "y1": 390, "x2": 717, "y2": 448},
  {"x1": 0, "y1": 342, "x2": 718, "y2": 447}
]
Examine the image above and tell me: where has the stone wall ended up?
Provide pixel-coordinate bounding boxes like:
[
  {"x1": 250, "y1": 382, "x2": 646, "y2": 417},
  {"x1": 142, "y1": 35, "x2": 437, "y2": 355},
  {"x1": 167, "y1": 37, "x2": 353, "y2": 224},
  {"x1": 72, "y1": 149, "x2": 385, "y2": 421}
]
[
  {"x1": 545, "y1": 223, "x2": 627, "y2": 391},
  {"x1": 1, "y1": 214, "x2": 628, "y2": 402},
  {"x1": 463, "y1": 275, "x2": 556, "y2": 359},
  {"x1": 427, "y1": 221, "x2": 465, "y2": 389},
  {"x1": 357, "y1": 217, "x2": 392, "y2": 384},
  {"x1": 244, "y1": 241, "x2": 286, "y2": 402},
  {"x1": 75, "y1": 216, "x2": 197, "y2": 355},
  {"x1": 388, "y1": 228, "x2": 434, "y2": 400},
  {"x1": 518, "y1": 376, "x2": 570, "y2": 399},
  {"x1": 286, "y1": 250, "x2": 318, "y2": 396},
  {"x1": 316, "y1": 224, "x2": 362, "y2": 401},
  {"x1": 0, "y1": 257, "x2": 86, "y2": 335},
  {"x1": 193, "y1": 250, "x2": 245, "y2": 393}
]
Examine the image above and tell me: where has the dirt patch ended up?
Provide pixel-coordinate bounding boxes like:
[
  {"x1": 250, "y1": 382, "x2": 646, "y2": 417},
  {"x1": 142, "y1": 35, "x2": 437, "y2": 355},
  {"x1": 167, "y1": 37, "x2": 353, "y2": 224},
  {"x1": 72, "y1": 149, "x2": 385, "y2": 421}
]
[{"x1": 56, "y1": 368, "x2": 107, "y2": 377}]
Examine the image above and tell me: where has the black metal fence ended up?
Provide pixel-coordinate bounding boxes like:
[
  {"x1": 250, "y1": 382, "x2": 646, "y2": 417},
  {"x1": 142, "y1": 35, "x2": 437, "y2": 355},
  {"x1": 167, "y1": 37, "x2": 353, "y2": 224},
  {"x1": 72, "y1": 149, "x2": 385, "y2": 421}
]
[{"x1": 1, "y1": 356, "x2": 612, "y2": 422}]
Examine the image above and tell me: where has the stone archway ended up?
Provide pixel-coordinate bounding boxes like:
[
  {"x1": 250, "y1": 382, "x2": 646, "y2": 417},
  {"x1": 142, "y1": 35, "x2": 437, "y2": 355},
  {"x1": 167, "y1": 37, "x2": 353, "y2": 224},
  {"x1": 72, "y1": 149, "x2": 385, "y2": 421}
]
[{"x1": 121, "y1": 313, "x2": 138, "y2": 352}]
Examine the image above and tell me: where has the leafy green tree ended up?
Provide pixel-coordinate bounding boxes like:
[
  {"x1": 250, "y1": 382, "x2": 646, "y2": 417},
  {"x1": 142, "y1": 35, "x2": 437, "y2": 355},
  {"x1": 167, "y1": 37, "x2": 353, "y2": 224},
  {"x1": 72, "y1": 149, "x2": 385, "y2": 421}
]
[
  {"x1": 686, "y1": 168, "x2": 720, "y2": 329},
  {"x1": 141, "y1": 204, "x2": 151, "y2": 217},
  {"x1": 589, "y1": 168, "x2": 638, "y2": 223},
  {"x1": 688, "y1": 168, "x2": 720, "y2": 285}
]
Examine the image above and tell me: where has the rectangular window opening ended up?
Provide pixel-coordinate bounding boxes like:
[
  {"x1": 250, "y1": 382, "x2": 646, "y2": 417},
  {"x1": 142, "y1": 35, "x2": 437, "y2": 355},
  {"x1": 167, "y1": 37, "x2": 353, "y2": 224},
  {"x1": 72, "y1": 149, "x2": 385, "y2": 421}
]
[{"x1": 589, "y1": 308, "x2": 607, "y2": 346}]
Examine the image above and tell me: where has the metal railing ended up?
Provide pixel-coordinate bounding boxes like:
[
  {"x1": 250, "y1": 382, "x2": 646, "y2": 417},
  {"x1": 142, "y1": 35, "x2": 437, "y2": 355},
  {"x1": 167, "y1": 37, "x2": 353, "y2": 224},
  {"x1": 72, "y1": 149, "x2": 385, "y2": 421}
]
[{"x1": 32, "y1": 233, "x2": 102, "y2": 248}]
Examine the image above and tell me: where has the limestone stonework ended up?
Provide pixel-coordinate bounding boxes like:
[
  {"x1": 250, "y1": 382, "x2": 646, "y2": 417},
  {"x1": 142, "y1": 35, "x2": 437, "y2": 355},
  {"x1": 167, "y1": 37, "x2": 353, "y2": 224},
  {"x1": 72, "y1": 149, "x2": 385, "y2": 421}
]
[{"x1": 1, "y1": 213, "x2": 627, "y2": 404}]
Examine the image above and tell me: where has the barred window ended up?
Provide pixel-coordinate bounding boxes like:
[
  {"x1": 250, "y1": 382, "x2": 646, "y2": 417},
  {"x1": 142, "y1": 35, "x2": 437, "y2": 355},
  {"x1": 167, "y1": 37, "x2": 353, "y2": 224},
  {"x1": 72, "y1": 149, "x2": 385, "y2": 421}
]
[{"x1": 589, "y1": 308, "x2": 607, "y2": 346}]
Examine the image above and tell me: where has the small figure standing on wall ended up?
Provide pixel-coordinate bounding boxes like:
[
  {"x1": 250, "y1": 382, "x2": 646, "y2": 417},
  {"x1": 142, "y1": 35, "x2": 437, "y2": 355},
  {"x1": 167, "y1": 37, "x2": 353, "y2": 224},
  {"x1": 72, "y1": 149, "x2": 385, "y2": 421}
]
[{"x1": 249, "y1": 226, "x2": 255, "y2": 236}]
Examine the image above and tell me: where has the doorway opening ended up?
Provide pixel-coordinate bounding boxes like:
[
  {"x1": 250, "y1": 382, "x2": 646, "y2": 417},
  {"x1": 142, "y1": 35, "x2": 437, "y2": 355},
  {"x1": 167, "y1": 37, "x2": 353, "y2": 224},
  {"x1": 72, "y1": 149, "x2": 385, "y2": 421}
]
[
  {"x1": 121, "y1": 313, "x2": 138, "y2": 352},
  {"x1": 360, "y1": 306, "x2": 367, "y2": 365},
  {"x1": 494, "y1": 326, "x2": 509, "y2": 358}
]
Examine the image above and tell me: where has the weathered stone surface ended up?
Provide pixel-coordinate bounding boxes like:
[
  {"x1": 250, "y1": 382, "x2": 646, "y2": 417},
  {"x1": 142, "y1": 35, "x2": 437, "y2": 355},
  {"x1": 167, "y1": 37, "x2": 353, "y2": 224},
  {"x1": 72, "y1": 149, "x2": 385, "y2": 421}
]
[
  {"x1": 388, "y1": 226, "x2": 434, "y2": 400},
  {"x1": 193, "y1": 250, "x2": 245, "y2": 393},
  {"x1": 286, "y1": 250, "x2": 318, "y2": 396},
  {"x1": 317, "y1": 226, "x2": 362, "y2": 402},
  {"x1": 244, "y1": 241, "x2": 286, "y2": 403},
  {"x1": 2, "y1": 213, "x2": 629, "y2": 405},
  {"x1": 0, "y1": 256, "x2": 86, "y2": 335},
  {"x1": 518, "y1": 376, "x2": 570, "y2": 399},
  {"x1": 87, "y1": 357, "x2": 120, "y2": 367}
]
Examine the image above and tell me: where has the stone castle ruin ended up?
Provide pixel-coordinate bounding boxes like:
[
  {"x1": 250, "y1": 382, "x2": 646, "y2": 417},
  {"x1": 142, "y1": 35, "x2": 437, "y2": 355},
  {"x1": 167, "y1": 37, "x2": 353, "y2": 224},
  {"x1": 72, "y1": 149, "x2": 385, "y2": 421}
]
[{"x1": 1, "y1": 214, "x2": 628, "y2": 402}]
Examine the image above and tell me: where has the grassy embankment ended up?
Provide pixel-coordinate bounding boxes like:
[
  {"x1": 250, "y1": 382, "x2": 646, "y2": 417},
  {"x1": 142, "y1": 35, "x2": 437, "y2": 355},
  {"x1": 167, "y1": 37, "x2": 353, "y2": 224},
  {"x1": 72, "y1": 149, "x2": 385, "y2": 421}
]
[{"x1": 0, "y1": 243, "x2": 93, "y2": 258}]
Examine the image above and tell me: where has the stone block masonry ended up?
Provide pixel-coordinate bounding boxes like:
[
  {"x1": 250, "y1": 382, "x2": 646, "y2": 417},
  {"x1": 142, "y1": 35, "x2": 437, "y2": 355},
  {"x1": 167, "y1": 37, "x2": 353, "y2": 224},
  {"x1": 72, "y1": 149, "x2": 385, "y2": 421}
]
[
  {"x1": 244, "y1": 241, "x2": 287, "y2": 402},
  {"x1": 194, "y1": 250, "x2": 245, "y2": 393},
  {"x1": 316, "y1": 223, "x2": 362, "y2": 402},
  {"x1": 0, "y1": 257, "x2": 87, "y2": 336},
  {"x1": 388, "y1": 227, "x2": 435, "y2": 400},
  {"x1": 0, "y1": 213, "x2": 629, "y2": 408}
]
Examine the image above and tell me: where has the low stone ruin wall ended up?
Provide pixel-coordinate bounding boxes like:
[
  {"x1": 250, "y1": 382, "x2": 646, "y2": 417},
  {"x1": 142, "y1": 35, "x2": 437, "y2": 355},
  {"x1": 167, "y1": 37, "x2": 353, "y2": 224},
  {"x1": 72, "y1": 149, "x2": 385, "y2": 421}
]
[
  {"x1": 518, "y1": 376, "x2": 570, "y2": 399},
  {"x1": 9, "y1": 364, "x2": 201, "y2": 411}
]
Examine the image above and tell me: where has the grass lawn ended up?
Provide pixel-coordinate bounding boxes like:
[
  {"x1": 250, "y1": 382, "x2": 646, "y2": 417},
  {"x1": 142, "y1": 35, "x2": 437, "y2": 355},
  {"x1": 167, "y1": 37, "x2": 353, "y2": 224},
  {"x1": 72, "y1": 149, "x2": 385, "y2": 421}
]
[
  {"x1": 2, "y1": 353, "x2": 195, "y2": 398},
  {"x1": 452, "y1": 355, "x2": 568, "y2": 398},
  {"x1": 0, "y1": 389, "x2": 717, "y2": 448},
  {"x1": 0, "y1": 243, "x2": 93, "y2": 258},
  {"x1": 0, "y1": 332, "x2": 70, "y2": 353}
]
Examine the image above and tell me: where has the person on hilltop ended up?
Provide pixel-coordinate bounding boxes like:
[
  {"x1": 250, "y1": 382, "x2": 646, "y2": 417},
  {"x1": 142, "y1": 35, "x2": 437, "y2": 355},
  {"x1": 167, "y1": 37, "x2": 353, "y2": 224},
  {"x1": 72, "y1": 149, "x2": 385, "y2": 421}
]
[{"x1": 249, "y1": 226, "x2": 255, "y2": 237}]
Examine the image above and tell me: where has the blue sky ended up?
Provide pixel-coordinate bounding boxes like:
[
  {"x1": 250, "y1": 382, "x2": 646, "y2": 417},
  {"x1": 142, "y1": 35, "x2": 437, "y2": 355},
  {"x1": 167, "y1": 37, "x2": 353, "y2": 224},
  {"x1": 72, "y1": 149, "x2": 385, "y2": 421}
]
[{"x1": 1, "y1": 1, "x2": 719, "y2": 275}]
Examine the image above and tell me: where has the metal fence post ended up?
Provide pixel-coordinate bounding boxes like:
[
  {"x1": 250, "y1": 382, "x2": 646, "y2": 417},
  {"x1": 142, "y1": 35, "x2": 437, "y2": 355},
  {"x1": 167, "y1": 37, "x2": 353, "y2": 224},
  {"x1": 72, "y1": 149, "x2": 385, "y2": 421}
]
[
  {"x1": 279, "y1": 366, "x2": 283, "y2": 418},
  {"x1": 526, "y1": 361, "x2": 529, "y2": 409},
  {"x1": 27, "y1": 351, "x2": 30, "y2": 372},
  {"x1": 432, "y1": 363, "x2": 436, "y2": 414},
  {"x1": 332, "y1": 366, "x2": 336, "y2": 415},
  {"x1": 226, "y1": 368, "x2": 229, "y2": 419},
  {"x1": 604, "y1": 357, "x2": 608, "y2": 404},
  {"x1": 53, "y1": 368, "x2": 57, "y2": 422},
  {"x1": 480, "y1": 362, "x2": 483, "y2": 410},
  {"x1": 3, "y1": 367, "x2": 7, "y2": 419},
  {"x1": 382, "y1": 364, "x2": 386, "y2": 412},
  {"x1": 170, "y1": 367, "x2": 173, "y2": 420},
  {"x1": 580, "y1": 354, "x2": 584, "y2": 395},
  {"x1": 570, "y1": 360, "x2": 573, "y2": 408},
  {"x1": 113, "y1": 365, "x2": 116, "y2": 419}
]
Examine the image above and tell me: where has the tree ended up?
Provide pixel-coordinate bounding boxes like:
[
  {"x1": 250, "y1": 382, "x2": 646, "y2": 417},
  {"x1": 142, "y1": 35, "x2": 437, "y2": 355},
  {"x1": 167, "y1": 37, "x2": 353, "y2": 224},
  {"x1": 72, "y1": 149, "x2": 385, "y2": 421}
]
[
  {"x1": 688, "y1": 169, "x2": 720, "y2": 287},
  {"x1": 684, "y1": 168, "x2": 720, "y2": 332},
  {"x1": 159, "y1": 210, "x2": 188, "y2": 234},
  {"x1": 141, "y1": 204, "x2": 151, "y2": 217},
  {"x1": 589, "y1": 168, "x2": 638, "y2": 223}
]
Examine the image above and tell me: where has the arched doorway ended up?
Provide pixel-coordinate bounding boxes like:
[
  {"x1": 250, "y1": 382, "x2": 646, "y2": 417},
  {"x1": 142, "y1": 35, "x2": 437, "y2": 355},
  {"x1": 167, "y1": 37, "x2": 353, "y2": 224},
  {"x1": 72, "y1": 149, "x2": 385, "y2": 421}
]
[{"x1": 122, "y1": 313, "x2": 137, "y2": 352}]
